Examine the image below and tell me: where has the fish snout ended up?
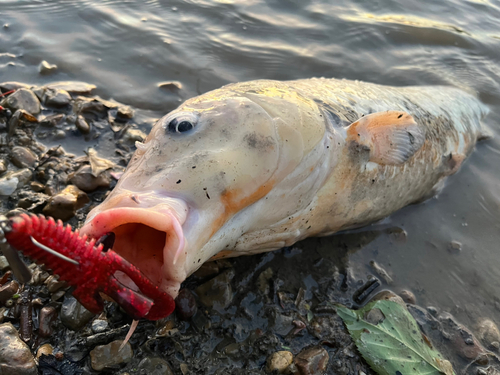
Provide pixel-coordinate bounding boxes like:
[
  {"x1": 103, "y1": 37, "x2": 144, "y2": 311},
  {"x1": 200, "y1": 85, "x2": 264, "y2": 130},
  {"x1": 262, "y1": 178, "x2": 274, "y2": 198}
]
[{"x1": 79, "y1": 191, "x2": 189, "y2": 298}]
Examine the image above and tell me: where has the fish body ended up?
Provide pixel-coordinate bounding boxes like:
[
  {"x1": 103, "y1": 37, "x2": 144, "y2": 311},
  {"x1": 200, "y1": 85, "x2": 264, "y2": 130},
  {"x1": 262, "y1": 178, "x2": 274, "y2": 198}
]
[{"x1": 80, "y1": 78, "x2": 488, "y2": 297}]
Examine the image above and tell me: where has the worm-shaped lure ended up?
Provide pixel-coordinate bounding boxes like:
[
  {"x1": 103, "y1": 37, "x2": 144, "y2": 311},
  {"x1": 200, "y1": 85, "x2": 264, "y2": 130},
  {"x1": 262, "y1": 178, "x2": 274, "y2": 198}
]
[{"x1": 0, "y1": 213, "x2": 175, "y2": 321}]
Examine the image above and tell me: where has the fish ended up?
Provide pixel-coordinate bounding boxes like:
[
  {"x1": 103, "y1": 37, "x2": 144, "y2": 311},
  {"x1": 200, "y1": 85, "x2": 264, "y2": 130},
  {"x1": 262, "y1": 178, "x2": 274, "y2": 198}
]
[{"x1": 79, "y1": 77, "x2": 489, "y2": 300}]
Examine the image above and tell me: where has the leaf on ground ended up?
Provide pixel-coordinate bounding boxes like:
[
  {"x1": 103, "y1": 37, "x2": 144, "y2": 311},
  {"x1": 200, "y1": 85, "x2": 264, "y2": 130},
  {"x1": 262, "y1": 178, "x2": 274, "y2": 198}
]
[{"x1": 337, "y1": 300, "x2": 455, "y2": 375}]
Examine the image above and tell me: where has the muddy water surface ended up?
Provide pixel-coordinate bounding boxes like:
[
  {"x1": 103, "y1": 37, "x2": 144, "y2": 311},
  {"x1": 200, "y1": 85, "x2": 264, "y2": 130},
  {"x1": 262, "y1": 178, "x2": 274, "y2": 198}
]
[{"x1": 2, "y1": 0, "x2": 500, "y2": 372}]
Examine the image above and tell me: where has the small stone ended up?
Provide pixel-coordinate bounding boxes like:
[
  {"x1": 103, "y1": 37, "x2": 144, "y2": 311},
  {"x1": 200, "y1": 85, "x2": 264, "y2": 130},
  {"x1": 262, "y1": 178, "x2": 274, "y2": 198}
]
[
  {"x1": 399, "y1": 290, "x2": 416, "y2": 304},
  {"x1": 175, "y1": 289, "x2": 197, "y2": 321},
  {"x1": 476, "y1": 318, "x2": 500, "y2": 349},
  {"x1": 12, "y1": 168, "x2": 32, "y2": 188},
  {"x1": 10, "y1": 146, "x2": 38, "y2": 168},
  {"x1": 2, "y1": 88, "x2": 41, "y2": 114},
  {"x1": 0, "y1": 176, "x2": 17, "y2": 196},
  {"x1": 0, "y1": 322, "x2": 37, "y2": 375},
  {"x1": 43, "y1": 185, "x2": 89, "y2": 221},
  {"x1": 257, "y1": 267, "x2": 273, "y2": 294},
  {"x1": 45, "y1": 89, "x2": 71, "y2": 107},
  {"x1": 0, "y1": 280, "x2": 20, "y2": 305},
  {"x1": 40, "y1": 113, "x2": 65, "y2": 127},
  {"x1": 90, "y1": 340, "x2": 133, "y2": 371},
  {"x1": 70, "y1": 165, "x2": 111, "y2": 192},
  {"x1": 195, "y1": 269, "x2": 234, "y2": 310},
  {"x1": 193, "y1": 261, "x2": 219, "y2": 279},
  {"x1": 267, "y1": 351, "x2": 293, "y2": 373},
  {"x1": 38, "y1": 306, "x2": 58, "y2": 337},
  {"x1": 45, "y1": 276, "x2": 68, "y2": 293},
  {"x1": 294, "y1": 346, "x2": 329, "y2": 375},
  {"x1": 54, "y1": 129, "x2": 66, "y2": 139},
  {"x1": 36, "y1": 343, "x2": 54, "y2": 359},
  {"x1": 91, "y1": 319, "x2": 109, "y2": 334},
  {"x1": 38, "y1": 60, "x2": 58, "y2": 75},
  {"x1": 158, "y1": 81, "x2": 182, "y2": 92},
  {"x1": 44, "y1": 81, "x2": 96, "y2": 95},
  {"x1": 117, "y1": 106, "x2": 134, "y2": 119},
  {"x1": 30, "y1": 181, "x2": 45, "y2": 192},
  {"x1": 180, "y1": 363, "x2": 189, "y2": 375},
  {"x1": 0, "y1": 82, "x2": 31, "y2": 92},
  {"x1": 0, "y1": 159, "x2": 6, "y2": 175},
  {"x1": 76, "y1": 115, "x2": 90, "y2": 134},
  {"x1": 448, "y1": 240, "x2": 462, "y2": 253},
  {"x1": 137, "y1": 357, "x2": 174, "y2": 375},
  {"x1": 370, "y1": 290, "x2": 406, "y2": 308},
  {"x1": 124, "y1": 128, "x2": 147, "y2": 143},
  {"x1": 0, "y1": 256, "x2": 9, "y2": 271},
  {"x1": 60, "y1": 295, "x2": 95, "y2": 330}
]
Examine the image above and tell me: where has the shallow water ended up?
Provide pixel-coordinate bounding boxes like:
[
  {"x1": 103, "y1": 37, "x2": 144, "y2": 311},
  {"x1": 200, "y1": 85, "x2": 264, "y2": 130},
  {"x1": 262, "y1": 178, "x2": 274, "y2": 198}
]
[{"x1": 2, "y1": 0, "x2": 500, "y2": 354}]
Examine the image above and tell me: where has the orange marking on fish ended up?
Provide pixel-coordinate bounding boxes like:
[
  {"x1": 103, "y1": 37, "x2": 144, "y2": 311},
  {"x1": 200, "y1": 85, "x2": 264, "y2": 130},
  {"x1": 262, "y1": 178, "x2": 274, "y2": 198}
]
[{"x1": 209, "y1": 181, "x2": 275, "y2": 238}]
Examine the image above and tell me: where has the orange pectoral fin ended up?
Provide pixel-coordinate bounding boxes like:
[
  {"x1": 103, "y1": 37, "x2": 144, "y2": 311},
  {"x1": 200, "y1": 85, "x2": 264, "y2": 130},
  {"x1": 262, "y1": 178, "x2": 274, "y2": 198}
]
[{"x1": 347, "y1": 111, "x2": 425, "y2": 165}]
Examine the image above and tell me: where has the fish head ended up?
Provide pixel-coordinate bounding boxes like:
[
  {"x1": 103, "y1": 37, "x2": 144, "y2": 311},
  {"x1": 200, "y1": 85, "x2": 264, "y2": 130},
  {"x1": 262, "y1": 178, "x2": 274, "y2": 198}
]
[{"x1": 79, "y1": 90, "x2": 306, "y2": 299}]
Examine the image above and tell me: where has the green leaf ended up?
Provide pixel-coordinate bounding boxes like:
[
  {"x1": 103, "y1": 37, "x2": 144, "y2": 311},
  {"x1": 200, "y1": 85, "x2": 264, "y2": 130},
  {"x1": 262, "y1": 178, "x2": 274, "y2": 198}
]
[{"x1": 337, "y1": 300, "x2": 455, "y2": 375}]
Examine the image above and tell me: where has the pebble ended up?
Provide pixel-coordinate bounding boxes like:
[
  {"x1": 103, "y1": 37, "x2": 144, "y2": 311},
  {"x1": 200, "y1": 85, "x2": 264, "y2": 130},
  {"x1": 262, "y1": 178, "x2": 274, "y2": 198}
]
[
  {"x1": 60, "y1": 295, "x2": 95, "y2": 330},
  {"x1": 267, "y1": 351, "x2": 293, "y2": 373},
  {"x1": 0, "y1": 159, "x2": 6, "y2": 175},
  {"x1": 76, "y1": 115, "x2": 90, "y2": 134},
  {"x1": 136, "y1": 357, "x2": 174, "y2": 375},
  {"x1": 193, "y1": 261, "x2": 220, "y2": 279},
  {"x1": 36, "y1": 343, "x2": 54, "y2": 359},
  {"x1": 117, "y1": 106, "x2": 134, "y2": 119},
  {"x1": 158, "y1": 81, "x2": 182, "y2": 92},
  {"x1": 399, "y1": 290, "x2": 416, "y2": 304},
  {"x1": 2, "y1": 88, "x2": 41, "y2": 114},
  {"x1": 476, "y1": 318, "x2": 500, "y2": 349},
  {"x1": 38, "y1": 306, "x2": 58, "y2": 337},
  {"x1": 12, "y1": 168, "x2": 33, "y2": 188},
  {"x1": 54, "y1": 129, "x2": 66, "y2": 139},
  {"x1": 195, "y1": 269, "x2": 234, "y2": 310},
  {"x1": 40, "y1": 113, "x2": 65, "y2": 127},
  {"x1": 92, "y1": 319, "x2": 109, "y2": 334},
  {"x1": 448, "y1": 240, "x2": 462, "y2": 253},
  {"x1": 44, "y1": 81, "x2": 96, "y2": 95},
  {"x1": 124, "y1": 128, "x2": 147, "y2": 143},
  {"x1": 90, "y1": 340, "x2": 133, "y2": 371},
  {"x1": 10, "y1": 146, "x2": 38, "y2": 168},
  {"x1": 38, "y1": 60, "x2": 58, "y2": 75},
  {"x1": 0, "y1": 280, "x2": 19, "y2": 305},
  {"x1": 370, "y1": 290, "x2": 407, "y2": 308},
  {"x1": 0, "y1": 256, "x2": 9, "y2": 271},
  {"x1": 30, "y1": 181, "x2": 45, "y2": 192},
  {"x1": 0, "y1": 322, "x2": 37, "y2": 375},
  {"x1": 175, "y1": 288, "x2": 197, "y2": 321},
  {"x1": 70, "y1": 165, "x2": 111, "y2": 192},
  {"x1": 0, "y1": 174, "x2": 23, "y2": 196},
  {"x1": 45, "y1": 89, "x2": 71, "y2": 107},
  {"x1": 0, "y1": 81, "x2": 31, "y2": 92},
  {"x1": 43, "y1": 184, "x2": 89, "y2": 221},
  {"x1": 294, "y1": 346, "x2": 329, "y2": 375}
]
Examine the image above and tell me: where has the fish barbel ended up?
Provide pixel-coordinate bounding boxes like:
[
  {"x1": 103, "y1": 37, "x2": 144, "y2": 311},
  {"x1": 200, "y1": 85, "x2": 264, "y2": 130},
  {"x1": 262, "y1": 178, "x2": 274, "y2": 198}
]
[{"x1": 80, "y1": 78, "x2": 489, "y2": 298}]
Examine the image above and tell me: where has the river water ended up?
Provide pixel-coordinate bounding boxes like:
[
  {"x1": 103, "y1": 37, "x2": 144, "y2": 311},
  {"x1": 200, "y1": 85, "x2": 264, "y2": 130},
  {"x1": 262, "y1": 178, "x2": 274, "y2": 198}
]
[{"x1": 2, "y1": 0, "x2": 500, "y2": 360}]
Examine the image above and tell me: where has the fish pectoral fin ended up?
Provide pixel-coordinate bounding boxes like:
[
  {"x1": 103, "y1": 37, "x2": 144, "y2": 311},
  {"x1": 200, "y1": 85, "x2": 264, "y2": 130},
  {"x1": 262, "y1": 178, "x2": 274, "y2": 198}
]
[{"x1": 346, "y1": 110, "x2": 425, "y2": 165}]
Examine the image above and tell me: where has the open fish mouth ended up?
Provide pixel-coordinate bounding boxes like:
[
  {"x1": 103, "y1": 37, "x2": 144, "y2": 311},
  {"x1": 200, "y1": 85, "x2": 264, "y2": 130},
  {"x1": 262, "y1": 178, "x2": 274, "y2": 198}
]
[{"x1": 79, "y1": 201, "x2": 189, "y2": 298}]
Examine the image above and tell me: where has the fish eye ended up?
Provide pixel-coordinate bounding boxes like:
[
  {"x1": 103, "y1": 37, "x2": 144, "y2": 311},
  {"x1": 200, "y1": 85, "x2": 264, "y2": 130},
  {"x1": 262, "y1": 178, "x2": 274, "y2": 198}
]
[{"x1": 164, "y1": 112, "x2": 198, "y2": 134}]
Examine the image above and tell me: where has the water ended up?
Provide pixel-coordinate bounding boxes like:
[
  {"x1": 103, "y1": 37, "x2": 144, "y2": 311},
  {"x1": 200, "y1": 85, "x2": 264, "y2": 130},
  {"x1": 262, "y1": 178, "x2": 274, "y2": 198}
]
[{"x1": 2, "y1": 0, "x2": 500, "y2": 348}]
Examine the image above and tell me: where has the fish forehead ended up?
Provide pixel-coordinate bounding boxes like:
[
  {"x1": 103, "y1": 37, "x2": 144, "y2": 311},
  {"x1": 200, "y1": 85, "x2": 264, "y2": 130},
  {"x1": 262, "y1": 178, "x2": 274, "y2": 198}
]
[{"x1": 118, "y1": 94, "x2": 281, "y2": 205}]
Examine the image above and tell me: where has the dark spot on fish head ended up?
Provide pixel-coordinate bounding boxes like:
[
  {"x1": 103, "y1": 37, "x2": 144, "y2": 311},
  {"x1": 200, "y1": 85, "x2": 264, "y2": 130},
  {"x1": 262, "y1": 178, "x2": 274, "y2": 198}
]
[
  {"x1": 243, "y1": 132, "x2": 274, "y2": 150},
  {"x1": 176, "y1": 179, "x2": 181, "y2": 184},
  {"x1": 396, "y1": 371, "x2": 403, "y2": 375}
]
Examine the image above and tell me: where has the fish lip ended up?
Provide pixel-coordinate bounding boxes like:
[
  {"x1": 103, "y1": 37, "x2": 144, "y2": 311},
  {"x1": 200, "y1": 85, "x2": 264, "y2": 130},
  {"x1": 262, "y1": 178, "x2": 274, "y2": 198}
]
[{"x1": 79, "y1": 204, "x2": 188, "y2": 297}]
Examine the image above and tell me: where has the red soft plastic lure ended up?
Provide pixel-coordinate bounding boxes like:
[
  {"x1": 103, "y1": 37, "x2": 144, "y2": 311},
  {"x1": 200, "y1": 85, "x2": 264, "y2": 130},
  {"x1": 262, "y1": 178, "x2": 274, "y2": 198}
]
[{"x1": 1, "y1": 213, "x2": 175, "y2": 321}]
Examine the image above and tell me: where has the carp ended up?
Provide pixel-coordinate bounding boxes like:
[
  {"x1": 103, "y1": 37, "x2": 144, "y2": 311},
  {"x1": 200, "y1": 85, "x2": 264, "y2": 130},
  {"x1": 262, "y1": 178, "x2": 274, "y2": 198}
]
[{"x1": 80, "y1": 78, "x2": 489, "y2": 298}]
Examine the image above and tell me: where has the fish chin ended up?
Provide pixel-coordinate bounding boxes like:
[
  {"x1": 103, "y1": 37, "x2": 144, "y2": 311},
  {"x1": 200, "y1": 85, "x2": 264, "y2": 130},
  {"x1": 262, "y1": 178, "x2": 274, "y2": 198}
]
[{"x1": 79, "y1": 199, "x2": 189, "y2": 298}]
